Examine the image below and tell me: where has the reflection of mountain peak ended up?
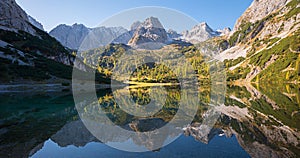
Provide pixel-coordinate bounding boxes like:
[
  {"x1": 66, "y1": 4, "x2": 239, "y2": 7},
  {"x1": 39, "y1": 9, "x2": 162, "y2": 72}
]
[
  {"x1": 183, "y1": 123, "x2": 228, "y2": 144},
  {"x1": 51, "y1": 120, "x2": 99, "y2": 147}
]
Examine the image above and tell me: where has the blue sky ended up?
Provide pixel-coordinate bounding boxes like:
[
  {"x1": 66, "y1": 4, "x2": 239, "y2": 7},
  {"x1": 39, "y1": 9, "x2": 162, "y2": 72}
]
[{"x1": 16, "y1": 0, "x2": 253, "y2": 32}]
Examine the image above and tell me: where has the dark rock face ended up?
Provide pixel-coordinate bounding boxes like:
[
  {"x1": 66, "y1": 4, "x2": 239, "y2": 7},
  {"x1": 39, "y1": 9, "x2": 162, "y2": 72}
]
[{"x1": 0, "y1": 0, "x2": 36, "y2": 35}]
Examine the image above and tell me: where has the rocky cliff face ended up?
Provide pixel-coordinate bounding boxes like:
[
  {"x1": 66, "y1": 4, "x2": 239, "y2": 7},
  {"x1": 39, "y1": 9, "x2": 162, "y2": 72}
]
[
  {"x1": 217, "y1": 0, "x2": 300, "y2": 83},
  {"x1": 167, "y1": 29, "x2": 182, "y2": 39},
  {"x1": 28, "y1": 15, "x2": 44, "y2": 31},
  {"x1": 128, "y1": 17, "x2": 168, "y2": 49},
  {"x1": 0, "y1": 0, "x2": 108, "y2": 83},
  {"x1": 234, "y1": 0, "x2": 291, "y2": 31},
  {"x1": 49, "y1": 24, "x2": 90, "y2": 50},
  {"x1": 182, "y1": 22, "x2": 219, "y2": 43},
  {"x1": 217, "y1": 27, "x2": 232, "y2": 36},
  {"x1": 113, "y1": 21, "x2": 183, "y2": 46},
  {"x1": 130, "y1": 21, "x2": 142, "y2": 30},
  {"x1": 0, "y1": 0, "x2": 36, "y2": 35}
]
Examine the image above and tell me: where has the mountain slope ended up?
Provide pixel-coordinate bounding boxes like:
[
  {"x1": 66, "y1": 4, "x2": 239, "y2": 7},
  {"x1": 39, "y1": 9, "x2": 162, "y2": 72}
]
[
  {"x1": 233, "y1": 0, "x2": 292, "y2": 31},
  {"x1": 28, "y1": 15, "x2": 44, "y2": 31},
  {"x1": 0, "y1": 0, "x2": 108, "y2": 83},
  {"x1": 0, "y1": 0, "x2": 36, "y2": 35},
  {"x1": 49, "y1": 24, "x2": 90, "y2": 50},
  {"x1": 219, "y1": 0, "x2": 300, "y2": 83}
]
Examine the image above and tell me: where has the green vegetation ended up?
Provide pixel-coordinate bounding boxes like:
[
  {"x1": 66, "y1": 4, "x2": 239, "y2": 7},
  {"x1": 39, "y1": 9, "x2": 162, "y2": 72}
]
[
  {"x1": 130, "y1": 63, "x2": 179, "y2": 83},
  {"x1": 228, "y1": 22, "x2": 253, "y2": 46},
  {"x1": 227, "y1": 66, "x2": 251, "y2": 81},
  {"x1": 250, "y1": 30, "x2": 300, "y2": 82},
  {"x1": 224, "y1": 57, "x2": 245, "y2": 68},
  {"x1": 0, "y1": 28, "x2": 109, "y2": 83},
  {"x1": 226, "y1": 85, "x2": 252, "y2": 99},
  {"x1": 285, "y1": 0, "x2": 300, "y2": 20},
  {"x1": 82, "y1": 44, "x2": 213, "y2": 84},
  {"x1": 263, "y1": 37, "x2": 281, "y2": 48},
  {"x1": 225, "y1": 98, "x2": 246, "y2": 108},
  {"x1": 0, "y1": 28, "x2": 69, "y2": 57}
]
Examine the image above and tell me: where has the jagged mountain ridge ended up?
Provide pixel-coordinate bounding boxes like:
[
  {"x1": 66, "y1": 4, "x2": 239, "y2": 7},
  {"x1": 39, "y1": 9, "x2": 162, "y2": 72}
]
[
  {"x1": 49, "y1": 24, "x2": 128, "y2": 50},
  {"x1": 128, "y1": 17, "x2": 169, "y2": 49},
  {"x1": 49, "y1": 24, "x2": 90, "y2": 50},
  {"x1": 50, "y1": 17, "x2": 230, "y2": 50},
  {"x1": 181, "y1": 22, "x2": 230, "y2": 43}
]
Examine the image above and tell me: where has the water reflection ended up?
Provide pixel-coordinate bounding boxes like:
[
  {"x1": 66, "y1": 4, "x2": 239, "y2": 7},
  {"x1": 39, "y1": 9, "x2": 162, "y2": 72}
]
[
  {"x1": 0, "y1": 91, "x2": 77, "y2": 157},
  {"x1": 0, "y1": 83, "x2": 299, "y2": 157}
]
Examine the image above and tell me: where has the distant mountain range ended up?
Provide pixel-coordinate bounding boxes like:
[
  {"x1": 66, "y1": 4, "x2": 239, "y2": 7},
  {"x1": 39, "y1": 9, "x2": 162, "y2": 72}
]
[
  {"x1": 49, "y1": 17, "x2": 231, "y2": 50},
  {"x1": 49, "y1": 24, "x2": 128, "y2": 50}
]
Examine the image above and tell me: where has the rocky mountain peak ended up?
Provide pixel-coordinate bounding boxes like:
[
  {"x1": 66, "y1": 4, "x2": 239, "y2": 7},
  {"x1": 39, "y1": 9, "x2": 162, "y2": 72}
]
[
  {"x1": 193, "y1": 22, "x2": 214, "y2": 33},
  {"x1": 199, "y1": 22, "x2": 209, "y2": 28},
  {"x1": 130, "y1": 21, "x2": 142, "y2": 31},
  {"x1": 233, "y1": 0, "x2": 291, "y2": 31},
  {"x1": 140, "y1": 17, "x2": 164, "y2": 29},
  {"x1": 181, "y1": 22, "x2": 219, "y2": 43},
  {"x1": 0, "y1": 0, "x2": 36, "y2": 35},
  {"x1": 167, "y1": 29, "x2": 181, "y2": 39},
  {"x1": 49, "y1": 23, "x2": 90, "y2": 50},
  {"x1": 128, "y1": 17, "x2": 168, "y2": 49},
  {"x1": 72, "y1": 23, "x2": 87, "y2": 29},
  {"x1": 217, "y1": 27, "x2": 232, "y2": 36}
]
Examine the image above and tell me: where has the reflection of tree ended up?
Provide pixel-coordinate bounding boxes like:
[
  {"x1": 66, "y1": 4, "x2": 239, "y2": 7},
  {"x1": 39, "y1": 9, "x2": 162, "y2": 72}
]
[
  {"x1": 97, "y1": 86, "x2": 182, "y2": 126},
  {"x1": 24, "y1": 83, "x2": 300, "y2": 157},
  {"x1": 22, "y1": 82, "x2": 299, "y2": 157},
  {"x1": 0, "y1": 92, "x2": 77, "y2": 158},
  {"x1": 215, "y1": 114, "x2": 300, "y2": 158},
  {"x1": 217, "y1": 83, "x2": 300, "y2": 157},
  {"x1": 77, "y1": 85, "x2": 214, "y2": 151},
  {"x1": 129, "y1": 87, "x2": 152, "y2": 105},
  {"x1": 129, "y1": 118, "x2": 181, "y2": 151}
]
